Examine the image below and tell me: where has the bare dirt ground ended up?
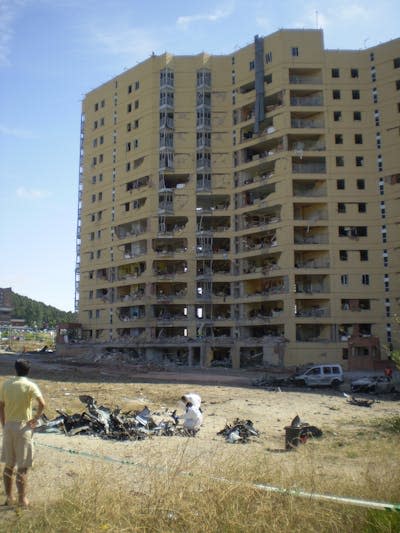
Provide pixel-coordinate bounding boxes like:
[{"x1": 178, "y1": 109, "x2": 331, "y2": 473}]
[{"x1": 1, "y1": 351, "x2": 399, "y2": 513}]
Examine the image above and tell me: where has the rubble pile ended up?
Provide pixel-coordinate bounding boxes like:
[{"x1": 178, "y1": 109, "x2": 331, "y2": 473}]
[
  {"x1": 217, "y1": 418, "x2": 260, "y2": 444},
  {"x1": 36, "y1": 395, "x2": 183, "y2": 440}
]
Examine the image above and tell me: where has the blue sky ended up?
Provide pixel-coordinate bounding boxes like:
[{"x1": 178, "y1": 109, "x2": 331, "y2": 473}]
[{"x1": 0, "y1": 0, "x2": 399, "y2": 312}]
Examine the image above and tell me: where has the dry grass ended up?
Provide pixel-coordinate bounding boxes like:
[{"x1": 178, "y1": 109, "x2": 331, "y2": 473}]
[
  {"x1": 1, "y1": 361, "x2": 400, "y2": 532},
  {"x1": 3, "y1": 421, "x2": 400, "y2": 533}
]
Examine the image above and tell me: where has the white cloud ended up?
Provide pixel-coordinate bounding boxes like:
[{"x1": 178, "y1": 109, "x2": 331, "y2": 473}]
[
  {"x1": 255, "y1": 16, "x2": 271, "y2": 31},
  {"x1": 0, "y1": 0, "x2": 27, "y2": 66},
  {"x1": 333, "y1": 2, "x2": 372, "y2": 22},
  {"x1": 87, "y1": 26, "x2": 160, "y2": 60},
  {"x1": 0, "y1": 124, "x2": 34, "y2": 138},
  {"x1": 177, "y1": 3, "x2": 235, "y2": 29},
  {"x1": 16, "y1": 186, "x2": 52, "y2": 199},
  {"x1": 291, "y1": 2, "x2": 373, "y2": 32}
]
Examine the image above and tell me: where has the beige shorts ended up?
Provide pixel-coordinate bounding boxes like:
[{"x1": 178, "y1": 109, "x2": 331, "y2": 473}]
[{"x1": 1, "y1": 421, "x2": 34, "y2": 468}]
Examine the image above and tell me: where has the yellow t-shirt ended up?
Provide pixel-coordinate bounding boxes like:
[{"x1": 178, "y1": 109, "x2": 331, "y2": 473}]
[{"x1": 0, "y1": 376, "x2": 43, "y2": 422}]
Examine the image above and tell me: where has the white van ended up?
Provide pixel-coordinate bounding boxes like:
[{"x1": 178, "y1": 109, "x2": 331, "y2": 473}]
[{"x1": 293, "y1": 364, "x2": 344, "y2": 388}]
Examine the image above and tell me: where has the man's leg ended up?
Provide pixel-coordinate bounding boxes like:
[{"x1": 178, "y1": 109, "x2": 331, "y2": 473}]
[
  {"x1": 3, "y1": 465, "x2": 15, "y2": 504},
  {"x1": 16, "y1": 468, "x2": 29, "y2": 507}
]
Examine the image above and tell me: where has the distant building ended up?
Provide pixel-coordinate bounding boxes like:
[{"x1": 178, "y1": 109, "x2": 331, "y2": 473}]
[
  {"x1": 0, "y1": 288, "x2": 14, "y2": 324},
  {"x1": 75, "y1": 29, "x2": 400, "y2": 370}
]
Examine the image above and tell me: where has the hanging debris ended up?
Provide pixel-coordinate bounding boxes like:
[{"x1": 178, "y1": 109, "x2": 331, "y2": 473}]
[{"x1": 217, "y1": 418, "x2": 260, "y2": 444}]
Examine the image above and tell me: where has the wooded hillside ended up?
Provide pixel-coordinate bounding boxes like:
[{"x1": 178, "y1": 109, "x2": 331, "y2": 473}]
[{"x1": 12, "y1": 292, "x2": 77, "y2": 328}]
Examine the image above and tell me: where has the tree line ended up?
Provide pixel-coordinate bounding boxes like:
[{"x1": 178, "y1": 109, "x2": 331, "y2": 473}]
[{"x1": 12, "y1": 292, "x2": 77, "y2": 329}]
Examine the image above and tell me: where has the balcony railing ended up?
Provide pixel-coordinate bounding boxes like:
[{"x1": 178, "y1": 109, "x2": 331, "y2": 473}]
[
  {"x1": 294, "y1": 236, "x2": 328, "y2": 244},
  {"x1": 292, "y1": 163, "x2": 326, "y2": 174},
  {"x1": 293, "y1": 188, "x2": 326, "y2": 197},
  {"x1": 291, "y1": 119, "x2": 324, "y2": 129},
  {"x1": 160, "y1": 117, "x2": 174, "y2": 129},
  {"x1": 289, "y1": 76, "x2": 322, "y2": 85},
  {"x1": 295, "y1": 261, "x2": 330, "y2": 269},
  {"x1": 159, "y1": 96, "x2": 174, "y2": 108},
  {"x1": 291, "y1": 142, "x2": 325, "y2": 152},
  {"x1": 296, "y1": 308, "x2": 330, "y2": 317},
  {"x1": 290, "y1": 96, "x2": 323, "y2": 106},
  {"x1": 196, "y1": 158, "x2": 211, "y2": 169}
]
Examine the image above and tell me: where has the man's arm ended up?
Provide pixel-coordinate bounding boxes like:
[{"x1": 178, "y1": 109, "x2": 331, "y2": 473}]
[
  {"x1": 0, "y1": 400, "x2": 5, "y2": 428},
  {"x1": 28, "y1": 396, "x2": 46, "y2": 428}
]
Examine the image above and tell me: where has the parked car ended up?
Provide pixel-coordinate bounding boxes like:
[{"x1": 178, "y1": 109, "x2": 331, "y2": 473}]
[
  {"x1": 351, "y1": 376, "x2": 396, "y2": 394},
  {"x1": 292, "y1": 364, "x2": 344, "y2": 388}
]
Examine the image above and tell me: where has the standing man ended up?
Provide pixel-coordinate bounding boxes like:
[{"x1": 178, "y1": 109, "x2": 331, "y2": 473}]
[{"x1": 0, "y1": 358, "x2": 45, "y2": 507}]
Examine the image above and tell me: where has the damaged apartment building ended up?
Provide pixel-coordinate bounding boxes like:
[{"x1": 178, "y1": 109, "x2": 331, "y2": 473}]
[{"x1": 72, "y1": 29, "x2": 400, "y2": 370}]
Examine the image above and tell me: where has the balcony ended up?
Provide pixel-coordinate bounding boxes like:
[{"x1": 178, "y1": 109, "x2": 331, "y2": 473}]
[
  {"x1": 196, "y1": 175, "x2": 212, "y2": 191},
  {"x1": 293, "y1": 179, "x2": 327, "y2": 197},
  {"x1": 117, "y1": 262, "x2": 146, "y2": 281},
  {"x1": 289, "y1": 69, "x2": 322, "y2": 85},
  {"x1": 294, "y1": 256, "x2": 330, "y2": 269},
  {"x1": 294, "y1": 234, "x2": 328, "y2": 245},
  {"x1": 196, "y1": 156, "x2": 211, "y2": 170},
  {"x1": 153, "y1": 238, "x2": 188, "y2": 256},
  {"x1": 293, "y1": 204, "x2": 328, "y2": 222},
  {"x1": 159, "y1": 149, "x2": 174, "y2": 171},
  {"x1": 118, "y1": 306, "x2": 146, "y2": 322},
  {"x1": 196, "y1": 116, "x2": 211, "y2": 129},
  {"x1": 290, "y1": 140, "x2": 325, "y2": 152},
  {"x1": 295, "y1": 275, "x2": 329, "y2": 294},
  {"x1": 115, "y1": 219, "x2": 147, "y2": 239},
  {"x1": 117, "y1": 285, "x2": 145, "y2": 302},
  {"x1": 296, "y1": 307, "x2": 330, "y2": 318},
  {"x1": 123, "y1": 240, "x2": 147, "y2": 259},
  {"x1": 240, "y1": 211, "x2": 280, "y2": 230},
  {"x1": 242, "y1": 256, "x2": 280, "y2": 274},
  {"x1": 292, "y1": 160, "x2": 326, "y2": 174},
  {"x1": 196, "y1": 133, "x2": 211, "y2": 149},
  {"x1": 158, "y1": 217, "x2": 187, "y2": 235},
  {"x1": 241, "y1": 144, "x2": 284, "y2": 165},
  {"x1": 197, "y1": 70, "x2": 211, "y2": 89},
  {"x1": 291, "y1": 118, "x2": 324, "y2": 129},
  {"x1": 238, "y1": 233, "x2": 277, "y2": 253},
  {"x1": 160, "y1": 134, "x2": 174, "y2": 150},
  {"x1": 296, "y1": 324, "x2": 332, "y2": 342},
  {"x1": 153, "y1": 261, "x2": 188, "y2": 278},
  {"x1": 236, "y1": 182, "x2": 275, "y2": 208},
  {"x1": 196, "y1": 92, "x2": 211, "y2": 107},
  {"x1": 290, "y1": 95, "x2": 323, "y2": 106},
  {"x1": 154, "y1": 284, "x2": 187, "y2": 301},
  {"x1": 236, "y1": 171, "x2": 274, "y2": 187},
  {"x1": 160, "y1": 70, "x2": 174, "y2": 89},
  {"x1": 159, "y1": 93, "x2": 174, "y2": 107},
  {"x1": 160, "y1": 115, "x2": 174, "y2": 130},
  {"x1": 196, "y1": 195, "x2": 230, "y2": 212}
]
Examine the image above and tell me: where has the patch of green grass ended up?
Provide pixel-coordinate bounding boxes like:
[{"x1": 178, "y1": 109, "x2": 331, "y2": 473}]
[
  {"x1": 372, "y1": 415, "x2": 400, "y2": 434},
  {"x1": 362, "y1": 509, "x2": 400, "y2": 533}
]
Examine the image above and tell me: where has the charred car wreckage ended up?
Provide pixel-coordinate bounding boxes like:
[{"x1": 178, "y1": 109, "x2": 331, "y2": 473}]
[{"x1": 350, "y1": 376, "x2": 396, "y2": 394}]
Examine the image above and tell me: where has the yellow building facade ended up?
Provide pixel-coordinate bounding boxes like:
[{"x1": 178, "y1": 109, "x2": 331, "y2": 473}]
[{"x1": 76, "y1": 29, "x2": 400, "y2": 370}]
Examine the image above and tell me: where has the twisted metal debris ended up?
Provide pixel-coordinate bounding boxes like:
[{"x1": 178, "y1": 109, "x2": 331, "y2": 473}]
[
  {"x1": 217, "y1": 418, "x2": 260, "y2": 443},
  {"x1": 35, "y1": 395, "x2": 191, "y2": 440}
]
